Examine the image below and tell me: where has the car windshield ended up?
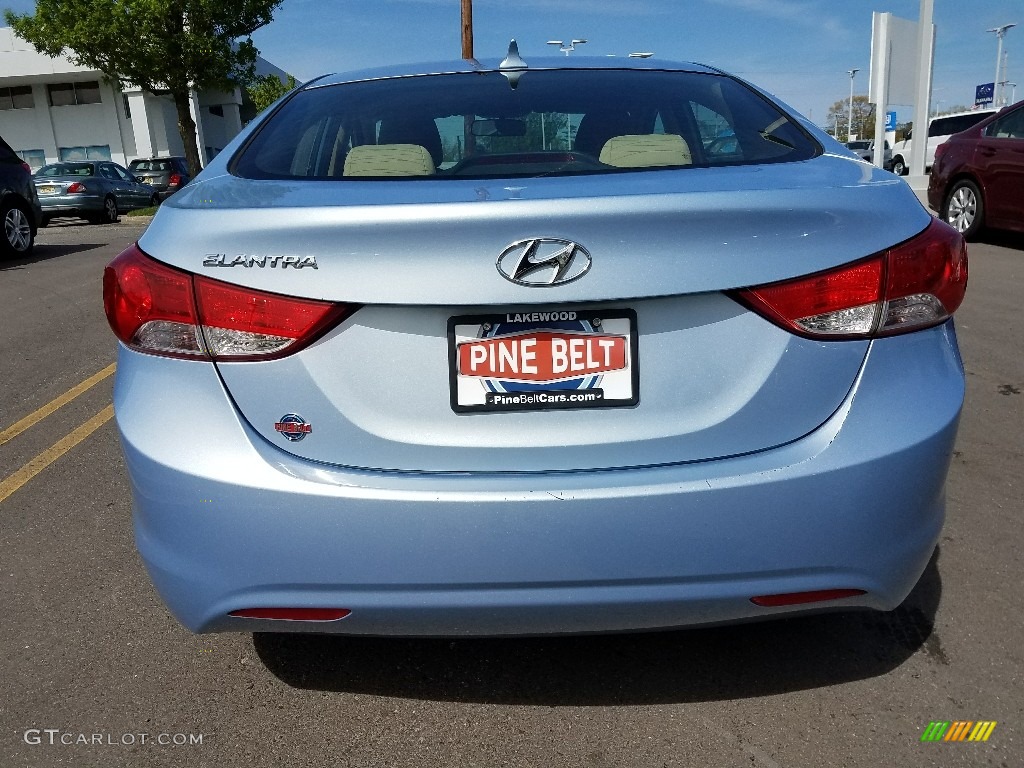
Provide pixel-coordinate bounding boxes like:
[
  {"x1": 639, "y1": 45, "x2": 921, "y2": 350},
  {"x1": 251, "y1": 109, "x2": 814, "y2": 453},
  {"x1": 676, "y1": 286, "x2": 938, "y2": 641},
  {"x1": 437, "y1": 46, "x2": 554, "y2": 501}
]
[
  {"x1": 233, "y1": 68, "x2": 820, "y2": 180},
  {"x1": 36, "y1": 163, "x2": 95, "y2": 177}
]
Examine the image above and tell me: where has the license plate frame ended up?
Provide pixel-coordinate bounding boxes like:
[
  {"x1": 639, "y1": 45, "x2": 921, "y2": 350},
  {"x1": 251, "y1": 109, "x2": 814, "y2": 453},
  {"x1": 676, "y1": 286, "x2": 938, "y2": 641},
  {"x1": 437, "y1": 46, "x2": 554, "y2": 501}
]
[{"x1": 448, "y1": 308, "x2": 639, "y2": 413}]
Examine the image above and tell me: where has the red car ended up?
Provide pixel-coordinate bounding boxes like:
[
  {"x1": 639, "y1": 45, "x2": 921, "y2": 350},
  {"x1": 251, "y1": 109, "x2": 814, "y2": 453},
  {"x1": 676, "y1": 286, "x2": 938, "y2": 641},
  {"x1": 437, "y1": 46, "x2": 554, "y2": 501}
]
[{"x1": 929, "y1": 100, "x2": 1024, "y2": 240}]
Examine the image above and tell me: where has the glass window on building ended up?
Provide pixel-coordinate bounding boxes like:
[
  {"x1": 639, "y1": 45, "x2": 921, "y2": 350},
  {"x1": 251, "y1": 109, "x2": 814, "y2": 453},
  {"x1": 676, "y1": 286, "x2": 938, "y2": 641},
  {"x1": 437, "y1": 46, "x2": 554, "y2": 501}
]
[
  {"x1": 16, "y1": 149, "x2": 46, "y2": 170},
  {"x1": 58, "y1": 145, "x2": 112, "y2": 161},
  {"x1": 76, "y1": 81, "x2": 101, "y2": 104},
  {"x1": 0, "y1": 86, "x2": 35, "y2": 110},
  {"x1": 48, "y1": 81, "x2": 103, "y2": 106}
]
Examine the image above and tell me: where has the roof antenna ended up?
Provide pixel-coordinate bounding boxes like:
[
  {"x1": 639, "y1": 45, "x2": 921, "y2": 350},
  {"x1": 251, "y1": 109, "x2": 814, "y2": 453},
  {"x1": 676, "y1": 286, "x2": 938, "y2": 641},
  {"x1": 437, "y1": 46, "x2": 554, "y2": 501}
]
[{"x1": 499, "y1": 39, "x2": 527, "y2": 89}]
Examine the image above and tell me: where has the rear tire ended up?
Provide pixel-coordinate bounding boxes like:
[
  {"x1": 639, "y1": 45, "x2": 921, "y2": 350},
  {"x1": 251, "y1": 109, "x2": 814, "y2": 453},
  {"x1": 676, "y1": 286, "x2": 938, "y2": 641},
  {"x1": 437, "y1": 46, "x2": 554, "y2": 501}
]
[
  {"x1": 942, "y1": 179, "x2": 984, "y2": 241},
  {"x1": 91, "y1": 196, "x2": 118, "y2": 225},
  {"x1": 891, "y1": 156, "x2": 907, "y2": 176},
  {"x1": 1, "y1": 200, "x2": 34, "y2": 258}
]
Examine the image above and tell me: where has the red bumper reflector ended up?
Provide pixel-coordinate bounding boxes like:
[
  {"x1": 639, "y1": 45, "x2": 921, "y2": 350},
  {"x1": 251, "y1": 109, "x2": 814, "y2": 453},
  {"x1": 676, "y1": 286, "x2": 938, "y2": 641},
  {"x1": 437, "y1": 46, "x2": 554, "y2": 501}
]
[
  {"x1": 750, "y1": 589, "x2": 866, "y2": 607},
  {"x1": 229, "y1": 608, "x2": 351, "y2": 621}
]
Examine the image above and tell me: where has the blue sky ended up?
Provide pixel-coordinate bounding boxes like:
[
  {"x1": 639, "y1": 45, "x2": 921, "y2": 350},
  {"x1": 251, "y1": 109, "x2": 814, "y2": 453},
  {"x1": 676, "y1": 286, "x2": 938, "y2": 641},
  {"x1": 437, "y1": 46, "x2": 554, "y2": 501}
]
[{"x1": 3, "y1": 1, "x2": 1021, "y2": 127}]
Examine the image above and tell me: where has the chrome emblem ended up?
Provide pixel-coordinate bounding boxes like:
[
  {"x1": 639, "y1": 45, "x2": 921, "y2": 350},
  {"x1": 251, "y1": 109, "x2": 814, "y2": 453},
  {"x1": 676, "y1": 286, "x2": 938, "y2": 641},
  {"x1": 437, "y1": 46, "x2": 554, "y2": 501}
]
[
  {"x1": 274, "y1": 414, "x2": 311, "y2": 442},
  {"x1": 496, "y1": 238, "x2": 592, "y2": 286}
]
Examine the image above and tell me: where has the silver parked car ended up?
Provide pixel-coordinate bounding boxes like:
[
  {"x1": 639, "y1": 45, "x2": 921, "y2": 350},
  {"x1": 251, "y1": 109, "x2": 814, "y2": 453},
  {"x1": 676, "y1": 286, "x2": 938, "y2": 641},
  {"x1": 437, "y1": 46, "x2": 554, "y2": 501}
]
[
  {"x1": 103, "y1": 51, "x2": 967, "y2": 636},
  {"x1": 34, "y1": 161, "x2": 158, "y2": 225},
  {"x1": 128, "y1": 156, "x2": 192, "y2": 201},
  {"x1": 845, "y1": 139, "x2": 892, "y2": 168}
]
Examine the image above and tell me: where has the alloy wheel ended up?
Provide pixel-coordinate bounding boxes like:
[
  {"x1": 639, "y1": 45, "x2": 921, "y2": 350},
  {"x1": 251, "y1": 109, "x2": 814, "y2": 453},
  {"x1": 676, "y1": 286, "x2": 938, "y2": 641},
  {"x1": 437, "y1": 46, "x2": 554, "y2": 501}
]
[
  {"x1": 946, "y1": 186, "x2": 977, "y2": 234},
  {"x1": 4, "y1": 206, "x2": 31, "y2": 252}
]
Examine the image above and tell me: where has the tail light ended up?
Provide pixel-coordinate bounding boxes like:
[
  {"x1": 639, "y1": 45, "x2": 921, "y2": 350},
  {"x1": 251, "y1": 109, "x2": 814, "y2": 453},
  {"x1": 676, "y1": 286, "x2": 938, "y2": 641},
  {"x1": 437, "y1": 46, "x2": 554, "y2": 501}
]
[
  {"x1": 732, "y1": 219, "x2": 967, "y2": 339},
  {"x1": 66, "y1": 182, "x2": 87, "y2": 194},
  {"x1": 103, "y1": 244, "x2": 356, "y2": 360},
  {"x1": 20, "y1": 161, "x2": 31, "y2": 173},
  {"x1": 751, "y1": 589, "x2": 866, "y2": 607},
  {"x1": 168, "y1": 173, "x2": 182, "y2": 186}
]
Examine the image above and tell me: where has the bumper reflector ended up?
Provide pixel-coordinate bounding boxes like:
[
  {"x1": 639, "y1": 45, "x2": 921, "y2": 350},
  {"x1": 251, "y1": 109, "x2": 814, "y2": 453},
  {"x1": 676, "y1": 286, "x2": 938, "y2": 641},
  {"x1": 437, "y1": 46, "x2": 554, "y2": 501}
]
[
  {"x1": 229, "y1": 608, "x2": 352, "y2": 621},
  {"x1": 750, "y1": 589, "x2": 866, "y2": 607}
]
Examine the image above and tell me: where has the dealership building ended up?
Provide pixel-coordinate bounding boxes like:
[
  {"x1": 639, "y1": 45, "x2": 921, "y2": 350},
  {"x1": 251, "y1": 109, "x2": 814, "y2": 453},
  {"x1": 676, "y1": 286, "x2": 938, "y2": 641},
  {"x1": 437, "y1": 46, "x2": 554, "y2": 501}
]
[{"x1": 0, "y1": 26, "x2": 286, "y2": 170}]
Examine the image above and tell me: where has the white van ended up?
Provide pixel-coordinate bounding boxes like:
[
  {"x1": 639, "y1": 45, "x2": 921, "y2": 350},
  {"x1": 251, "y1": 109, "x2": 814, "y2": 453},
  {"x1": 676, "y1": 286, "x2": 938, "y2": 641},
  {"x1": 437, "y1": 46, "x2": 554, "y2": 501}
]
[{"x1": 890, "y1": 108, "x2": 997, "y2": 175}]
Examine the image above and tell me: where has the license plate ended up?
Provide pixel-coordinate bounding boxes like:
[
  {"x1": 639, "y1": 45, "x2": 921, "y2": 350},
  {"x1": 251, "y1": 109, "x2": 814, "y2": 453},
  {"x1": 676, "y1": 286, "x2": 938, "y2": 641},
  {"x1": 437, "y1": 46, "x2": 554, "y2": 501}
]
[
  {"x1": 448, "y1": 308, "x2": 639, "y2": 412},
  {"x1": 38, "y1": 185, "x2": 58, "y2": 195}
]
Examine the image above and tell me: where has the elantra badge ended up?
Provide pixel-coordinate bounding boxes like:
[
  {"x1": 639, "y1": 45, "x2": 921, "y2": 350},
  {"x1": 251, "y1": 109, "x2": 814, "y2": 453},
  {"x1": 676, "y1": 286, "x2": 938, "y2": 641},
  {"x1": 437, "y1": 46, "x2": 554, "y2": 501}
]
[
  {"x1": 274, "y1": 414, "x2": 312, "y2": 441},
  {"x1": 496, "y1": 238, "x2": 591, "y2": 286},
  {"x1": 204, "y1": 253, "x2": 318, "y2": 269}
]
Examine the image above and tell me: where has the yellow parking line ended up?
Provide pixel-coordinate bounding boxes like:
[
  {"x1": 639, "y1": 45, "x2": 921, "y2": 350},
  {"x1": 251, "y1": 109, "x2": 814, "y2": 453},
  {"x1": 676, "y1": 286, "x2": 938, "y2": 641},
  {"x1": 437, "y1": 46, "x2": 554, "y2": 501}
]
[
  {"x1": 0, "y1": 363, "x2": 115, "y2": 446},
  {"x1": 0, "y1": 405, "x2": 114, "y2": 505}
]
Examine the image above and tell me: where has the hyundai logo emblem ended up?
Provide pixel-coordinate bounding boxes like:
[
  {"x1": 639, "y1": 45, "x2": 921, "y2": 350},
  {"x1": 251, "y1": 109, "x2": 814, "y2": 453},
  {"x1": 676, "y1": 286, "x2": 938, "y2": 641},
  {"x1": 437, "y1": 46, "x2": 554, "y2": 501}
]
[{"x1": 496, "y1": 238, "x2": 592, "y2": 287}]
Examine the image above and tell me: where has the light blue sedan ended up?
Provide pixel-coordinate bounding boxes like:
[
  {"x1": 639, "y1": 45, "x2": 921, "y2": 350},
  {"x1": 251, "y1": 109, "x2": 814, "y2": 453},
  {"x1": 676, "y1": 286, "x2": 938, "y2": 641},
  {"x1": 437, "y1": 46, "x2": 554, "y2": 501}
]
[
  {"x1": 102, "y1": 49, "x2": 967, "y2": 636},
  {"x1": 35, "y1": 160, "x2": 157, "y2": 225}
]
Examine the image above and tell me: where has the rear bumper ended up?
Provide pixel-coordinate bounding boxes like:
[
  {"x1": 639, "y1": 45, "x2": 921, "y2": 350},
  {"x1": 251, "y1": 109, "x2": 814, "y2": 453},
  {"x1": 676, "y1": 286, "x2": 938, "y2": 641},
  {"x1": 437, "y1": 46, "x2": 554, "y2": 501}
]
[
  {"x1": 115, "y1": 322, "x2": 964, "y2": 636},
  {"x1": 38, "y1": 194, "x2": 104, "y2": 217}
]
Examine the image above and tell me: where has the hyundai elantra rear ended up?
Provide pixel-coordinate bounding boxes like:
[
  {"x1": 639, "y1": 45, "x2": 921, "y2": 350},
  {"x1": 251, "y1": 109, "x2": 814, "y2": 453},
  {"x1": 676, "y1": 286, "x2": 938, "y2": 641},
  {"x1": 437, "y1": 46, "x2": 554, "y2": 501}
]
[{"x1": 103, "y1": 56, "x2": 966, "y2": 635}]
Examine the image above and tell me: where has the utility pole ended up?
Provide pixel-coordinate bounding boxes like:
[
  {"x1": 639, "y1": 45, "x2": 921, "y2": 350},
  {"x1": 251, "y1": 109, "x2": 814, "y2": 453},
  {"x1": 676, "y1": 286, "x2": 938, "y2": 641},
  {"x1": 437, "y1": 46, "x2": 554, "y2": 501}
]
[
  {"x1": 461, "y1": 0, "x2": 474, "y2": 60},
  {"x1": 461, "y1": 0, "x2": 474, "y2": 158},
  {"x1": 847, "y1": 68, "x2": 859, "y2": 141}
]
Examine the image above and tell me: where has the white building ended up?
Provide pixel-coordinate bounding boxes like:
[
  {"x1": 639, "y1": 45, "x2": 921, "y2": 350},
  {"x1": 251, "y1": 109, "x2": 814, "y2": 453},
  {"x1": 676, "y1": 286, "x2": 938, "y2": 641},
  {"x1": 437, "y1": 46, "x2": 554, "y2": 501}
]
[{"x1": 0, "y1": 26, "x2": 286, "y2": 170}]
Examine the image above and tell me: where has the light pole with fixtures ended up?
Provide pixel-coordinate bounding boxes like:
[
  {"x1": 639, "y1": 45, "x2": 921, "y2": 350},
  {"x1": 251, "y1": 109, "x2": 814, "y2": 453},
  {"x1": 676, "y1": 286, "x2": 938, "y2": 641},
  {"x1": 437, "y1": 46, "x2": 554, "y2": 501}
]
[
  {"x1": 847, "y1": 68, "x2": 859, "y2": 141},
  {"x1": 547, "y1": 39, "x2": 587, "y2": 56},
  {"x1": 987, "y1": 23, "x2": 1016, "y2": 106}
]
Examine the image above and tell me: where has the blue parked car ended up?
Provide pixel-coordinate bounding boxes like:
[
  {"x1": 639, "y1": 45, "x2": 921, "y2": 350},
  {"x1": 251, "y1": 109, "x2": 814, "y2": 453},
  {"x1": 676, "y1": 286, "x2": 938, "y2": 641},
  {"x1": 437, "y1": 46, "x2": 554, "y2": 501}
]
[
  {"x1": 103, "y1": 49, "x2": 967, "y2": 636},
  {"x1": 34, "y1": 160, "x2": 158, "y2": 225}
]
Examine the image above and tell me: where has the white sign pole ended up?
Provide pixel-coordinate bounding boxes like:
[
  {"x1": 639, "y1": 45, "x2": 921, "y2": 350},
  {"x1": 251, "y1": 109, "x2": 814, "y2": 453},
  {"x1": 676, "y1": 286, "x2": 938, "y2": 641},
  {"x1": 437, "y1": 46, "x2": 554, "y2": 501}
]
[
  {"x1": 870, "y1": 13, "x2": 890, "y2": 168},
  {"x1": 908, "y1": 0, "x2": 935, "y2": 180}
]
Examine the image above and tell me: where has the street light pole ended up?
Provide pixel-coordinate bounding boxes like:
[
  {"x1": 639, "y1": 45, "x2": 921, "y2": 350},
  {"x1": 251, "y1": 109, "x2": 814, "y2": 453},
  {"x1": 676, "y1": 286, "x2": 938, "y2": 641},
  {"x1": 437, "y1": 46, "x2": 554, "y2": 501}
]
[
  {"x1": 987, "y1": 23, "x2": 1016, "y2": 106},
  {"x1": 847, "y1": 68, "x2": 859, "y2": 141},
  {"x1": 547, "y1": 39, "x2": 588, "y2": 56}
]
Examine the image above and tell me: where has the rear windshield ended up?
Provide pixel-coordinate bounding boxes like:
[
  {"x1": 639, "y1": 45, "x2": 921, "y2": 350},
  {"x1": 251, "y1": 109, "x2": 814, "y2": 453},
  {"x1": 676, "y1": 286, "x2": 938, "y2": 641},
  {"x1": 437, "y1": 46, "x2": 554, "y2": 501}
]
[
  {"x1": 130, "y1": 159, "x2": 175, "y2": 171},
  {"x1": 36, "y1": 163, "x2": 95, "y2": 177},
  {"x1": 232, "y1": 69, "x2": 820, "y2": 180}
]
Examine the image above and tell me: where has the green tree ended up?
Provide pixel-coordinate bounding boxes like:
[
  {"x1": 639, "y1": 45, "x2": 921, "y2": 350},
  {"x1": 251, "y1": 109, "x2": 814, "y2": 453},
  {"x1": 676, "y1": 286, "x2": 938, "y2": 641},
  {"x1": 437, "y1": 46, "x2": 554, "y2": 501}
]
[
  {"x1": 246, "y1": 73, "x2": 298, "y2": 115},
  {"x1": 826, "y1": 95, "x2": 877, "y2": 141},
  {"x1": 4, "y1": 0, "x2": 283, "y2": 177}
]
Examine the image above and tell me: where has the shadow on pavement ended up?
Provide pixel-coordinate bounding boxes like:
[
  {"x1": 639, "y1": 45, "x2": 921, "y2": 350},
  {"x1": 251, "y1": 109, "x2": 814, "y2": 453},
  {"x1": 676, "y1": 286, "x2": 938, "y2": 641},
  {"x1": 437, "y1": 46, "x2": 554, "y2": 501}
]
[
  {"x1": 0, "y1": 242, "x2": 106, "y2": 269},
  {"x1": 253, "y1": 548, "x2": 944, "y2": 705},
  {"x1": 977, "y1": 230, "x2": 1024, "y2": 251}
]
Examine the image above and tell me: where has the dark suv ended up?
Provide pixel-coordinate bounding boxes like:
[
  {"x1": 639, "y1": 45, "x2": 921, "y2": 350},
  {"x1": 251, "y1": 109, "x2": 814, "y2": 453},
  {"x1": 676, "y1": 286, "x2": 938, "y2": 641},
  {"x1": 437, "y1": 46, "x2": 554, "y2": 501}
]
[
  {"x1": 127, "y1": 156, "x2": 191, "y2": 200},
  {"x1": 1, "y1": 134, "x2": 42, "y2": 258}
]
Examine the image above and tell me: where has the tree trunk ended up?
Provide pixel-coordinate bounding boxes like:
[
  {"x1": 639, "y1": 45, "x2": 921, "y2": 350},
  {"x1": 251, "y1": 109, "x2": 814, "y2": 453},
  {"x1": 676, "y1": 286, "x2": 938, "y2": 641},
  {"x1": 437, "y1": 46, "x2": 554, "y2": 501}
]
[{"x1": 172, "y1": 89, "x2": 204, "y2": 178}]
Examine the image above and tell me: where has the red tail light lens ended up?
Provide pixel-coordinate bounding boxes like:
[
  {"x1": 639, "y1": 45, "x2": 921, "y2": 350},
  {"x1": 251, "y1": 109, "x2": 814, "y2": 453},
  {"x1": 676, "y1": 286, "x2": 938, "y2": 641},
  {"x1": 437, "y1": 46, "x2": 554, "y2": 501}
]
[
  {"x1": 751, "y1": 589, "x2": 866, "y2": 607},
  {"x1": 195, "y1": 276, "x2": 348, "y2": 358},
  {"x1": 103, "y1": 245, "x2": 355, "y2": 360},
  {"x1": 20, "y1": 161, "x2": 31, "y2": 173},
  {"x1": 733, "y1": 219, "x2": 967, "y2": 339},
  {"x1": 66, "y1": 182, "x2": 87, "y2": 194},
  {"x1": 168, "y1": 173, "x2": 182, "y2": 186},
  {"x1": 102, "y1": 247, "x2": 204, "y2": 357}
]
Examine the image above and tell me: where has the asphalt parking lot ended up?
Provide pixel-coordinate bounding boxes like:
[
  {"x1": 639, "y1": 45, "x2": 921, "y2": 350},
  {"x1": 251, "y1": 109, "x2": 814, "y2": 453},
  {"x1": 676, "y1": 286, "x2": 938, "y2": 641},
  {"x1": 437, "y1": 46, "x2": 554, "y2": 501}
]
[{"x1": 1, "y1": 212, "x2": 1021, "y2": 768}]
